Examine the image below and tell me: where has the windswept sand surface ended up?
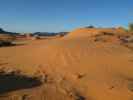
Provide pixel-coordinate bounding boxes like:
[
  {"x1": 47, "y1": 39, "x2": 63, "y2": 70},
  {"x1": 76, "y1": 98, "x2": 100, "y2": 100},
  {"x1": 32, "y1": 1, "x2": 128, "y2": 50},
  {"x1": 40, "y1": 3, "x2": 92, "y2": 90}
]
[{"x1": 0, "y1": 28, "x2": 133, "y2": 100}]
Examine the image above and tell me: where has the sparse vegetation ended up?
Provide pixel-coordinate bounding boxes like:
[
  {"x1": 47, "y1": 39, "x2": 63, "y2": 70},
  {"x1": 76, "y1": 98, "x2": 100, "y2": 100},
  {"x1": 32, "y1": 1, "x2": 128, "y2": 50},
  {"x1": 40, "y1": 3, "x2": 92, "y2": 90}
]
[
  {"x1": 128, "y1": 23, "x2": 133, "y2": 32},
  {"x1": 117, "y1": 26, "x2": 128, "y2": 32},
  {"x1": 0, "y1": 34, "x2": 15, "y2": 47}
]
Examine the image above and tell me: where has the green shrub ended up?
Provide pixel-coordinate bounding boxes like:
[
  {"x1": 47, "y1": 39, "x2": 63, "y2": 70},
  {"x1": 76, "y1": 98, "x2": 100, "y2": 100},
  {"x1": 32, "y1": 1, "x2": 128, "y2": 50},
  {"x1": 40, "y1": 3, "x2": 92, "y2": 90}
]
[{"x1": 129, "y1": 23, "x2": 133, "y2": 32}]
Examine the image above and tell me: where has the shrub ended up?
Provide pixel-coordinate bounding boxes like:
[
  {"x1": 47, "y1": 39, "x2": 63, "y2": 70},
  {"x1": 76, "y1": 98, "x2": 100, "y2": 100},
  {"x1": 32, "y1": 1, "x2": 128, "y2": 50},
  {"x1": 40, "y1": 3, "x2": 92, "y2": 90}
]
[{"x1": 129, "y1": 23, "x2": 133, "y2": 32}]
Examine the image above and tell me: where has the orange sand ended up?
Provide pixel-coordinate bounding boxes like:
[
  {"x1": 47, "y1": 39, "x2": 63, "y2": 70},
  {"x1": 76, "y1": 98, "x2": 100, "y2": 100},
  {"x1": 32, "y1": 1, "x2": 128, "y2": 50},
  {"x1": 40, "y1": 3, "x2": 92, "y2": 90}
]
[{"x1": 0, "y1": 28, "x2": 133, "y2": 100}]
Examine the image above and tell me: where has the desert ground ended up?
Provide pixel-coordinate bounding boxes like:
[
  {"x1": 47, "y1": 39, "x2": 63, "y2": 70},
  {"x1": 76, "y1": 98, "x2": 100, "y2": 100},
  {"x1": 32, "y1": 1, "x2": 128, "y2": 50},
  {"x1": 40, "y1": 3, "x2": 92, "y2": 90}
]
[{"x1": 0, "y1": 28, "x2": 133, "y2": 100}]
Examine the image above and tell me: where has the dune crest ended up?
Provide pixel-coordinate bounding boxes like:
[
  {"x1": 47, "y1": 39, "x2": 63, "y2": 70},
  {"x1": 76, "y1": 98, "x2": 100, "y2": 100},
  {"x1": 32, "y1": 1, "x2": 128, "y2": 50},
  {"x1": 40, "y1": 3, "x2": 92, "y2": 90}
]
[{"x1": 64, "y1": 27, "x2": 127, "y2": 39}]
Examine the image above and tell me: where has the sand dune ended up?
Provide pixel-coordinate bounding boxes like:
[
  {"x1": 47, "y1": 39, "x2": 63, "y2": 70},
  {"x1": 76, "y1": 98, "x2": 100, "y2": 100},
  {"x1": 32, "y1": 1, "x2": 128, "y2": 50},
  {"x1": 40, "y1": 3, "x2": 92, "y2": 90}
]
[
  {"x1": 65, "y1": 27, "x2": 127, "y2": 39},
  {"x1": 0, "y1": 28, "x2": 133, "y2": 100}
]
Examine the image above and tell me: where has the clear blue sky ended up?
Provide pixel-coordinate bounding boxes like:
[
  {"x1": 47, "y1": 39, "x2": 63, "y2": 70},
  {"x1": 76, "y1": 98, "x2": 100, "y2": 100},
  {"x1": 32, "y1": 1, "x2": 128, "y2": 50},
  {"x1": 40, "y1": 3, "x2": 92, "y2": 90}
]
[{"x1": 0, "y1": 0, "x2": 133, "y2": 33}]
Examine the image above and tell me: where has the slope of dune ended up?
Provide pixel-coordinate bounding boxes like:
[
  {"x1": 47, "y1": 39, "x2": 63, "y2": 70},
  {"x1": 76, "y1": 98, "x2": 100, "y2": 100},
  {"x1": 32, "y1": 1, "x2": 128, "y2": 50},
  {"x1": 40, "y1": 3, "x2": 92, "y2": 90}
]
[
  {"x1": 0, "y1": 28, "x2": 133, "y2": 100},
  {"x1": 64, "y1": 27, "x2": 127, "y2": 39}
]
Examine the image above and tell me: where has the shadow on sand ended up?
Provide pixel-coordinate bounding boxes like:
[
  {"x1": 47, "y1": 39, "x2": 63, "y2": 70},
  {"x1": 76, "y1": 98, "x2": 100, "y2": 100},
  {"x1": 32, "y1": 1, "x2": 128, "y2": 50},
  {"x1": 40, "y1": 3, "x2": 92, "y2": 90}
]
[
  {"x1": 0, "y1": 72, "x2": 42, "y2": 94},
  {"x1": 0, "y1": 43, "x2": 26, "y2": 48}
]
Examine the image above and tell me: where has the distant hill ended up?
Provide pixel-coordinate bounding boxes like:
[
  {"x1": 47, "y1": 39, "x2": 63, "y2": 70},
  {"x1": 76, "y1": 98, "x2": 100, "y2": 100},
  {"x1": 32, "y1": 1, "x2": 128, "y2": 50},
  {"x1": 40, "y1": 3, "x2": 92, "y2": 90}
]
[
  {"x1": 33, "y1": 32, "x2": 68, "y2": 37},
  {"x1": 33, "y1": 32, "x2": 58, "y2": 36},
  {"x1": 0, "y1": 28, "x2": 69, "y2": 37},
  {"x1": 0, "y1": 28, "x2": 20, "y2": 35},
  {"x1": 0, "y1": 28, "x2": 5, "y2": 33}
]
